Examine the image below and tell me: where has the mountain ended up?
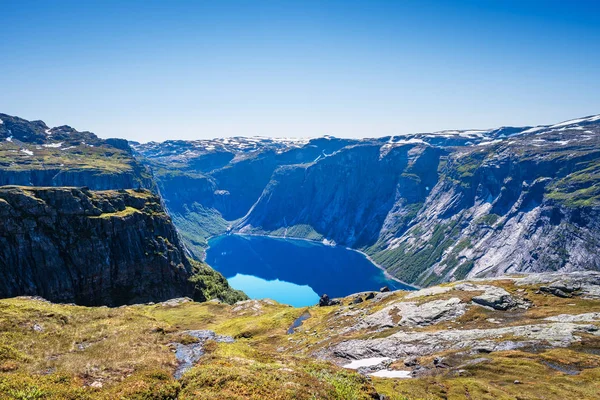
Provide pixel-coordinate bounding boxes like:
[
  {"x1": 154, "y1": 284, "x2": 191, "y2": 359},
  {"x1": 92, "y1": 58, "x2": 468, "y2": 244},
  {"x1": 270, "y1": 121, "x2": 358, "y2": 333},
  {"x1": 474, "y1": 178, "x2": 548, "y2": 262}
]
[
  {"x1": 0, "y1": 113, "x2": 245, "y2": 306},
  {"x1": 134, "y1": 114, "x2": 600, "y2": 286},
  {"x1": 0, "y1": 113, "x2": 154, "y2": 189}
]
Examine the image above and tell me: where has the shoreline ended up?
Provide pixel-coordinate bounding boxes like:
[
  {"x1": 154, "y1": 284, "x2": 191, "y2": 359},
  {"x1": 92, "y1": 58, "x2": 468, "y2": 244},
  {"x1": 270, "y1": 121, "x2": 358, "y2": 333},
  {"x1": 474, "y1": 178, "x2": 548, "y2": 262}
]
[{"x1": 205, "y1": 231, "x2": 419, "y2": 291}]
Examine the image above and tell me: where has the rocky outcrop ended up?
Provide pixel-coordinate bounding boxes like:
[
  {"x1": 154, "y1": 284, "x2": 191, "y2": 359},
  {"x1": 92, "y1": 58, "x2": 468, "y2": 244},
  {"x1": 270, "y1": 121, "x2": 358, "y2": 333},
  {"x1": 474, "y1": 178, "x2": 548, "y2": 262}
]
[
  {"x1": 300, "y1": 272, "x2": 600, "y2": 381},
  {"x1": 0, "y1": 186, "x2": 244, "y2": 306},
  {"x1": 331, "y1": 322, "x2": 600, "y2": 361}
]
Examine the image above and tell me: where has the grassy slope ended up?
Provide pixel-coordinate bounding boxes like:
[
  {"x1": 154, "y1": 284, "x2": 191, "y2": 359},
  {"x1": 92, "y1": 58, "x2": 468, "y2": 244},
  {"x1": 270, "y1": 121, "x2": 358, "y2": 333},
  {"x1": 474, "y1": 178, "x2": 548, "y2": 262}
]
[{"x1": 0, "y1": 278, "x2": 600, "y2": 399}]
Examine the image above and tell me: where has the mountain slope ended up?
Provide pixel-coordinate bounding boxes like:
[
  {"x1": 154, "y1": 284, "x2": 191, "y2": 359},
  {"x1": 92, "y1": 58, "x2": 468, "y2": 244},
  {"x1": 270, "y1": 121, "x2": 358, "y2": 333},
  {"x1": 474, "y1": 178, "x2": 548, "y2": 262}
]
[
  {"x1": 135, "y1": 114, "x2": 600, "y2": 286},
  {"x1": 0, "y1": 113, "x2": 245, "y2": 306}
]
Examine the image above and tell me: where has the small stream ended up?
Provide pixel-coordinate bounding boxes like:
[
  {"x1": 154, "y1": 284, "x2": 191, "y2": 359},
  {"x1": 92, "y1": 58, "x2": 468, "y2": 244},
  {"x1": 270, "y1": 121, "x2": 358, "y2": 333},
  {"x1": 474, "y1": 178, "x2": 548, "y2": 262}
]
[
  {"x1": 540, "y1": 360, "x2": 581, "y2": 375},
  {"x1": 287, "y1": 311, "x2": 311, "y2": 334},
  {"x1": 172, "y1": 330, "x2": 234, "y2": 379}
]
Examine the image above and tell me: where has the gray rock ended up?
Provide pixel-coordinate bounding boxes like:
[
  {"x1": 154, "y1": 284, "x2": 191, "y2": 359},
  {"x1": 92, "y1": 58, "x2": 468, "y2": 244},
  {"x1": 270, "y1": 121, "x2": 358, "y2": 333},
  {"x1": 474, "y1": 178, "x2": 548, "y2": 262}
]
[
  {"x1": 403, "y1": 356, "x2": 418, "y2": 367},
  {"x1": 351, "y1": 296, "x2": 364, "y2": 305},
  {"x1": 540, "y1": 286, "x2": 571, "y2": 298},
  {"x1": 471, "y1": 286, "x2": 518, "y2": 310},
  {"x1": 330, "y1": 322, "x2": 600, "y2": 361},
  {"x1": 319, "y1": 294, "x2": 332, "y2": 307},
  {"x1": 358, "y1": 297, "x2": 467, "y2": 330}
]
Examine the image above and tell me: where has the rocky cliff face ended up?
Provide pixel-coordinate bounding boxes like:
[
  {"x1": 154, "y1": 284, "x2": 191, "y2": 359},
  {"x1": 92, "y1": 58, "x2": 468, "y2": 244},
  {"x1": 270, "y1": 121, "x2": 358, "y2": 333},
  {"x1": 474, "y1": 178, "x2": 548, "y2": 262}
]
[
  {"x1": 135, "y1": 115, "x2": 600, "y2": 286},
  {"x1": 366, "y1": 117, "x2": 600, "y2": 285},
  {"x1": 0, "y1": 113, "x2": 245, "y2": 306},
  {"x1": 237, "y1": 144, "x2": 442, "y2": 248},
  {"x1": 1, "y1": 187, "x2": 210, "y2": 305},
  {"x1": 0, "y1": 186, "x2": 244, "y2": 306}
]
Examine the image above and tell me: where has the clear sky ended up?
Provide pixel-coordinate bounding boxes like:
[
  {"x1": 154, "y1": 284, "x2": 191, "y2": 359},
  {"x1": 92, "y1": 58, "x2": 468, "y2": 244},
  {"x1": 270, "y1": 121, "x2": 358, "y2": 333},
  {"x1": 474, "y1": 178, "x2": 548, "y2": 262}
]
[{"x1": 1, "y1": 0, "x2": 599, "y2": 142}]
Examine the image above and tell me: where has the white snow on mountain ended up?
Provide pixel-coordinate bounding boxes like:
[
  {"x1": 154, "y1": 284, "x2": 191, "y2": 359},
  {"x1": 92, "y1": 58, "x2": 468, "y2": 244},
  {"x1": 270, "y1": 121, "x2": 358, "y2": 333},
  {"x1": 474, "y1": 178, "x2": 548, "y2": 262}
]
[{"x1": 42, "y1": 142, "x2": 63, "y2": 148}]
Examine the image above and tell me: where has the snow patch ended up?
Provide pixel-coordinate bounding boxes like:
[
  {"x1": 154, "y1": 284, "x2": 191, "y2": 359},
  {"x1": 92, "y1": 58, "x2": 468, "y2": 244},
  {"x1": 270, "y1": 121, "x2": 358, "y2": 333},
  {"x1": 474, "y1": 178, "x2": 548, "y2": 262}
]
[
  {"x1": 521, "y1": 126, "x2": 547, "y2": 134},
  {"x1": 343, "y1": 357, "x2": 391, "y2": 369},
  {"x1": 550, "y1": 115, "x2": 600, "y2": 128},
  {"x1": 475, "y1": 139, "x2": 502, "y2": 146},
  {"x1": 42, "y1": 142, "x2": 63, "y2": 148},
  {"x1": 369, "y1": 370, "x2": 412, "y2": 379},
  {"x1": 20, "y1": 149, "x2": 34, "y2": 156}
]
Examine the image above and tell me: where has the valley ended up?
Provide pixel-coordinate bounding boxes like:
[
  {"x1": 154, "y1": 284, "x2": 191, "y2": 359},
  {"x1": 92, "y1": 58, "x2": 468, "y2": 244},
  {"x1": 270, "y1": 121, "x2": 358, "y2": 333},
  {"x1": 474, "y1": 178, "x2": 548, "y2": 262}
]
[
  {"x1": 134, "y1": 114, "x2": 600, "y2": 287},
  {"x1": 1, "y1": 111, "x2": 600, "y2": 398},
  {"x1": 206, "y1": 234, "x2": 410, "y2": 307}
]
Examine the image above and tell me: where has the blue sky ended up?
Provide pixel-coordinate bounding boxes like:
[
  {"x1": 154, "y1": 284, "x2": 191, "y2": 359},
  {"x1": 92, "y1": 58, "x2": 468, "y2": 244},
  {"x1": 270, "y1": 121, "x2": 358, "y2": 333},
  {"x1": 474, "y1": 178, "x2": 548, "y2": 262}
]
[{"x1": 1, "y1": 0, "x2": 599, "y2": 142}]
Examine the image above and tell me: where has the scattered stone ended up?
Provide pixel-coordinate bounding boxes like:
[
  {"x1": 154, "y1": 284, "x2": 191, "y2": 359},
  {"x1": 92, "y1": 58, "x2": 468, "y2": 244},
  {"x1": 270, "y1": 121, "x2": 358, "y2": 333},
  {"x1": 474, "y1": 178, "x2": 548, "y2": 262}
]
[
  {"x1": 32, "y1": 323, "x2": 43, "y2": 332},
  {"x1": 433, "y1": 356, "x2": 449, "y2": 368},
  {"x1": 405, "y1": 285, "x2": 452, "y2": 299},
  {"x1": 380, "y1": 286, "x2": 390, "y2": 293},
  {"x1": 90, "y1": 381, "x2": 103, "y2": 388},
  {"x1": 545, "y1": 313, "x2": 600, "y2": 323},
  {"x1": 540, "y1": 286, "x2": 571, "y2": 298},
  {"x1": 515, "y1": 272, "x2": 600, "y2": 300},
  {"x1": 330, "y1": 322, "x2": 599, "y2": 361},
  {"x1": 514, "y1": 380, "x2": 521, "y2": 385},
  {"x1": 159, "y1": 297, "x2": 193, "y2": 307},
  {"x1": 358, "y1": 297, "x2": 467, "y2": 330},
  {"x1": 403, "y1": 356, "x2": 418, "y2": 367},
  {"x1": 232, "y1": 299, "x2": 266, "y2": 314},
  {"x1": 351, "y1": 297, "x2": 364, "y2": 305},
  {"x1": 365, "y1": 292, "x2": 375, "y2": 301},
  {"x1": 471, "y1": 286, "x2": 518, "y2": 310}
]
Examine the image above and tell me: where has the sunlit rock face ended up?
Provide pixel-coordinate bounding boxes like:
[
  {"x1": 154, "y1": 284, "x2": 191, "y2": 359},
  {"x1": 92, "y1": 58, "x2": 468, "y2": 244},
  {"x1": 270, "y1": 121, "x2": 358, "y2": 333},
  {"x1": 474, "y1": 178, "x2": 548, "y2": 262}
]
[{"x1": 135, "y1": 115, "x2": 600, "y2": 286}]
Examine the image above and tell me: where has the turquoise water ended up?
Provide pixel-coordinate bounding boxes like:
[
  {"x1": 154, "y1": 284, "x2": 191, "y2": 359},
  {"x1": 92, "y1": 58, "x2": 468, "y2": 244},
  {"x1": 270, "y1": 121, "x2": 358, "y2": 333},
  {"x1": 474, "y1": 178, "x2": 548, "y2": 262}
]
[{"x1": 206, "y1": 234, "x2": 413, "y2": 307}]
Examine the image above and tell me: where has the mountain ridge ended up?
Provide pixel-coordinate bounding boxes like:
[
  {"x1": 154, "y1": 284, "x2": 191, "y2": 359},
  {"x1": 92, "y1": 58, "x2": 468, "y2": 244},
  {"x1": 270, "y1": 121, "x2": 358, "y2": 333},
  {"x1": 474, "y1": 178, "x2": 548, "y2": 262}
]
[{"x1": 133, "y1": 113, "x2": 600, "y2": 286}]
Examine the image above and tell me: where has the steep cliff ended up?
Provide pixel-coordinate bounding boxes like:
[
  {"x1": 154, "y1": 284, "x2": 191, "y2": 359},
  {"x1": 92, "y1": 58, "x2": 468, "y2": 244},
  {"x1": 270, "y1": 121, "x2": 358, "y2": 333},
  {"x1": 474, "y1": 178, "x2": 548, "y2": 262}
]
[
  {"x1": 237, "y1": 144, "x2": 442, "y2": 248},
  {"x1": 0, "y1": 186, "x2": 245, "y2": 306},
  {"x1": 367, "y1": 118, "x2": 600, "y2": 285},
  {"x1": 135, "y1": 114, "x2": 600, "y2": 286}
]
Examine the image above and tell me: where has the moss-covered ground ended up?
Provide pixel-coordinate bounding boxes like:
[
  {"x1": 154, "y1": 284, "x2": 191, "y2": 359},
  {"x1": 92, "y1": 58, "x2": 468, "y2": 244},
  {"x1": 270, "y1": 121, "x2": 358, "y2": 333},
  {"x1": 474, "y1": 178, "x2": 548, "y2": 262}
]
[{"x1": 1, "y1": 277, "x2": 600, "y2": 399}]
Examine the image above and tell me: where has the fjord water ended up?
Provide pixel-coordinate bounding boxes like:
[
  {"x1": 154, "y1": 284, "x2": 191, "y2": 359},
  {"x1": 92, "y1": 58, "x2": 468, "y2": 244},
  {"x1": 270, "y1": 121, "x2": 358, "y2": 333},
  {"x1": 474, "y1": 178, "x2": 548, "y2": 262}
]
[{"x1": 206, "y1": 234, "x2": 412, "y2": 307}]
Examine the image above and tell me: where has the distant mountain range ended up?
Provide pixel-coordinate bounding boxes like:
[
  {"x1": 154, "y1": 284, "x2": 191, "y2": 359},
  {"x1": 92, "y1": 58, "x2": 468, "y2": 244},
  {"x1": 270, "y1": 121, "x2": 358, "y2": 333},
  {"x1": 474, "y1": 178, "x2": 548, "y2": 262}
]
[{"x1": 2, "y1": 112, "x2": 600, "y2": 289}]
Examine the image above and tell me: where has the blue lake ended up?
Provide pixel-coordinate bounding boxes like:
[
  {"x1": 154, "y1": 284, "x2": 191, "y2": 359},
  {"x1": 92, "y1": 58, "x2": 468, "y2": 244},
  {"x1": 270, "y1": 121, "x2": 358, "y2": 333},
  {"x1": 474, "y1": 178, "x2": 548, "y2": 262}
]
[{"x1": 206, "y1": 234, "x2": 413, "y2": 307}]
